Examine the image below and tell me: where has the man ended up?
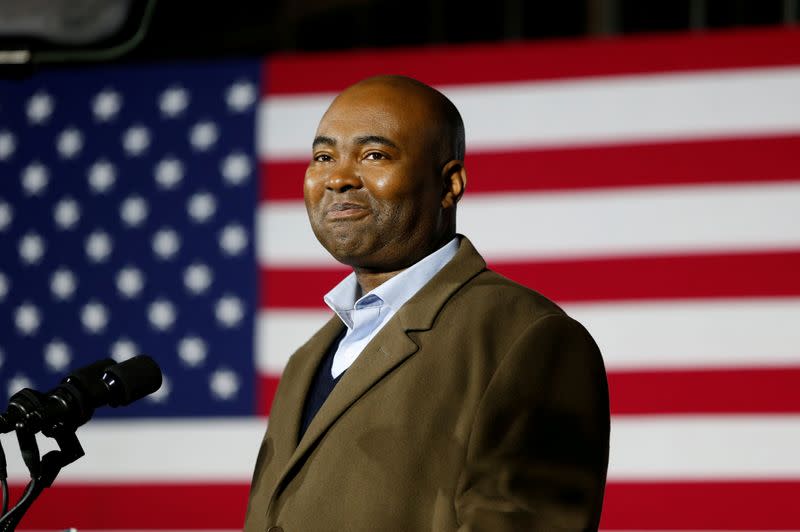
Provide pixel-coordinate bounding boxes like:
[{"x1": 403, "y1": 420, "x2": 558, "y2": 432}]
[{"x1": 244, "y1": 75, "x2": 609, "y2": 532}]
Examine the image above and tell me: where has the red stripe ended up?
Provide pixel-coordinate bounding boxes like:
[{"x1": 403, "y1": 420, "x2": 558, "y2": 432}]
[
  {"x1": 257, "y1": 371, "x2": 281, "y2": 415},
  {"x1": 609, "y1": 367, "x2": 800, "y2": 415},
  {"x1": 264, "y1": 28, "x2": 800, "y2": 95},
  {"x1": 259, "y1": 134, "x2": 800, "y2": 200},
  {"x1": 9, "y1": 482, "x2": 249, "y2": 529},
  {"x1": 260, "y1": 367, "x2": 800, "y2": 416},
  {"x1": 258, "y1": 374, "x2": 281, "y2": 416},
  {"x1": 601, "y1": 480, "x2": 800, "y2": 530},
  {"x1": 10, "y1": 480, "x2": 800, "y2": 529},
  {"x1": 259, "y1": 251, "x2": 800, "y2": 309}
]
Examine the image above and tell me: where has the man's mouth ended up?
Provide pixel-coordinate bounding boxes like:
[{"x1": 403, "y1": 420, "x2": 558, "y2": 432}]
[{"x1": 326, "y1": 202, "x2": 369, "y2": 219}]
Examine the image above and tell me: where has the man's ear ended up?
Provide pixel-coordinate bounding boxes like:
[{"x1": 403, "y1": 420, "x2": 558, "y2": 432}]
[{"x1": 440, "y1": 160, "x2": 466, "y2": 209}]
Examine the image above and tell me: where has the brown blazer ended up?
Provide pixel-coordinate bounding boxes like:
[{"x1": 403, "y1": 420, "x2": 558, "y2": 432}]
[{"x1": 244, "y1": 237, "x2": 609, "y2": 532}]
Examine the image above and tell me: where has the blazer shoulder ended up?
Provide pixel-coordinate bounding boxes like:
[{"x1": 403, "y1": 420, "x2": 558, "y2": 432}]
[{"x1": 459, "y1": 268, "x2": 568, "y2": 320}]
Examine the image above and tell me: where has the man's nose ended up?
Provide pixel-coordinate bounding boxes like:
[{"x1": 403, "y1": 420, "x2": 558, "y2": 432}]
[{"x1": 325, "y1": 161, "x2": 362, "y2": 192}]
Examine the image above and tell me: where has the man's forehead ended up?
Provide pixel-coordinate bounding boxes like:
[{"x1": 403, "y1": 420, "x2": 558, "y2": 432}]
[{"x1": 318, "y1": 85, "x2": 436, "y2": 136}]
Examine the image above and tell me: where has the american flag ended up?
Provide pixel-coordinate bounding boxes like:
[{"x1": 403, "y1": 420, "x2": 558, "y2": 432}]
[{"x1": 2, "y1": 27, "x2": 800, "y2": 531}]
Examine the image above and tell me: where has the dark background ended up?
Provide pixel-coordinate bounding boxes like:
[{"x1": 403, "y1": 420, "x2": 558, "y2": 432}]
[
  {"x1": 131, "y1": 0, "x2": 800, "y2": 59},
  {"x1": 4, "y1": 0, "x2": 799, "y2": 64}
]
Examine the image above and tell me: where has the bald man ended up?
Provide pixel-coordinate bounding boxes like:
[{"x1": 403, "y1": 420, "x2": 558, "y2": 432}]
[{"x1": 244, "y1": 76, "x2": 609, "y2": 532}]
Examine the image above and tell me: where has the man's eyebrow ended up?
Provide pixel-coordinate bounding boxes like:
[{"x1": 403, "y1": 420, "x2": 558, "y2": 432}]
[
  {"x1": 312, "y1": 136, "x2": 336, "y2": 148},
  {"x1": 354, "y1": 135, "x2": 399, "y2": 150}
]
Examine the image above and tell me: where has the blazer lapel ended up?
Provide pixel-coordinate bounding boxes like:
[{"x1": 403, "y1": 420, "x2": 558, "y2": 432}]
[
  {"x1": 268, "y1": 236, "x2": 487, "y2": 505},
  {"x1": 273, "y1": 316, "x2": 344, "y2": 451}
]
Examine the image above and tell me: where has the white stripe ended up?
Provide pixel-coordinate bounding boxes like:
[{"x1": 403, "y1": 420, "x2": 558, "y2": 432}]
[
  {"x1": 6, "y1": 416, "x2": 800, "y2": 480},
  {"x1": 257, "y1": 309, "x2": 332, "y2": 374},
  {"x1": 259, "y1": 66, "x2": 800, "y2": 159},
  {"x1": 610, "y1": 415, "x2": 800, "y2": 479},
  {"x1": 5, "y1": 418, "x2": 265, "y2": 482},
  {"x1": 258, "y1": 182, "x2": 800, "y2": 265},
  {"x1": 257, "y1": 298, "x2": 800, "y2": 374}
]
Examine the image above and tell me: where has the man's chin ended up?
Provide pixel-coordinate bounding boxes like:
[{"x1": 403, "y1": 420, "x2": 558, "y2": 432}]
[{"x1": 319, "y1": 237, "x2": 373, "y2": 266}]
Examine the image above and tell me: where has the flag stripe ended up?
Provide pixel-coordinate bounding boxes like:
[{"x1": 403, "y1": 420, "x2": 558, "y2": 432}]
[
  {"x1": 260, "y1": 250, "x2": 800, "y2": 308},
  {"x1": 601, "y1": 480, "x2": 800, "y2": 530},
  {"x1": 4, "y1": 417, "x2": 799, "y2": 481},
  {"x1": 258, "y1": 369, "x2": 800, "y2": 415},
  {"x1": 258, "y1": 67, "x2": 800, "y2": 160},
  {"x1": 10, "y1": 480, "x2": 800, "y2": 530},
  {"x1": 5, "y1": 419, "x2": 264, "y2": 483},
  {"x1": 260, "y1": 134, "x2": 800, "y2": 200},
  {"x1": 257, "y1": 299, "x2": 800, "y2": 374},
  {"x1": 610, "y1": 415, "x2": 800, "y2": 479},
  {"x1": 8, "y1": 483, "x2": 249, "y2": 530},
  {"x1": 258, "y1": 182, "x2": 800, "y2": 265},
  {"x1": 607, "y1": 367, "x2": 800, "y2": 414},
  {"x1": 264, "y1": 28, "x2": 800, "y2": 94}
]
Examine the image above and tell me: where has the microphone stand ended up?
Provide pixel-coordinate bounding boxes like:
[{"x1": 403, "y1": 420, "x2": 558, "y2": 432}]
[{"x1": 0, "y1": 421, "x2": 84, "y2": 531}]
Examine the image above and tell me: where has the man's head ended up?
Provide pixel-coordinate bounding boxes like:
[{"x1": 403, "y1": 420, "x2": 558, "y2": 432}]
[{"x1": 304, "y1": 75, "x2": 467, "y2": 273}]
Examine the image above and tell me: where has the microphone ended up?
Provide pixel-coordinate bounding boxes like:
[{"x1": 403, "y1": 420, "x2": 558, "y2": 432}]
[{"x1": 0, "y1": 356, "x2": 162, "y2": 436}]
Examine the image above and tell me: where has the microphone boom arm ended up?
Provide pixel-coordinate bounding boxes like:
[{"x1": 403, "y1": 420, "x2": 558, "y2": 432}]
[{"x1": 0, "y1": 421, "x2": 85, "y2": 531}]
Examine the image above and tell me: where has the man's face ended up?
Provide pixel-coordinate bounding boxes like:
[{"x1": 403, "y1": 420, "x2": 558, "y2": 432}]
[{"x1": 304, "y1": 82, "x2": 448, "y2": 271}]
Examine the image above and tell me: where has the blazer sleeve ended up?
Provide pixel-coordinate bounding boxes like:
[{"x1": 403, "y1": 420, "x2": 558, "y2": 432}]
[{"x1": 455, "y1": 313, "x2": 610, "y2": 532}]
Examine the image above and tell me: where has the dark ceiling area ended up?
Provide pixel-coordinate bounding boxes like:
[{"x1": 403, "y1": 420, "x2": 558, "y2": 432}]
[
  {"x1": 125, "y1": 0, "x2": 799, "y2": 61},
  {"x1": 0, "y1": 0, "x2": 797, "y2": 68}
]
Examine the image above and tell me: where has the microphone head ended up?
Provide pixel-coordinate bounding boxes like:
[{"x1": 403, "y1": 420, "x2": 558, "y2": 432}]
[
  {"x1": 63, "y1": 358, "x2": 116, "y2": 404},
  {"x1": 103, "y1": 355, "x2": 163, "y2": 407}
]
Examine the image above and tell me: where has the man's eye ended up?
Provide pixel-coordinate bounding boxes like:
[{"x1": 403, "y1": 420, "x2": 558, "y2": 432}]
[
  {"x1": 314, "y1": 153, "x2": 333, "y2": 162},
  {"x1": 364, "y1": 152, "x2": 387, "y2": 160}
]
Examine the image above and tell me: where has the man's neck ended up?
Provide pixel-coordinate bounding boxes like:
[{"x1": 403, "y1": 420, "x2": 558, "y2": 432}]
[
  {"x1": 353, "y1": 269, "x2": 402, "y2": 295},
  {"x1": 351, "y1": 233, "x2": 457, "y2": 295}
]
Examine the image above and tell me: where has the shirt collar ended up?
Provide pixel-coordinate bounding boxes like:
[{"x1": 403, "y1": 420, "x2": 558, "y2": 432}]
[{"x1": 324, "y1": 237, "x2": 460, "y2": 329}]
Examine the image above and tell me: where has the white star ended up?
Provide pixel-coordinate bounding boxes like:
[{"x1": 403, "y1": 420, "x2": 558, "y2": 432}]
[
  {"x1": 221, "y1": 152, "x2": 252, "y2": 186},
  {"x1": 122, "y1": 124, "x2": 151, "y2": 156},
  {"x1": 183, "y1": 263, "x2": 212, "y2": 295},
  {"x1": 21, "y1": 162, "x2": 49, "y2": 196},
  {"x1": 0, "y1": 130, "x2": 16, "y2": 160},
  {"x1": 85, "y1": 230, "x2": 113, "y2": 262},
  {"x1": 148, "y1": 299, "x2": 176, "y2": 331},
  {"x1": 53, "y1": 197, "x2": 81, "y2": 229},
  {"x1": 187, "y1": 191, "x2": 216, "y2": 223},
  {"x1": 7, "y1": 374, "x2": 34, "y2": 398},
  {"x1": 178, "y1": 336, "x2": 207, "y2": 367},
  {"x1": 215, "y1": 294, "x2": 244, "y2": 328},
  {"x1": 116, "y1": 267, "x2": 145, "y2": 298},
  {"x1": 44, "y1": 340, "x2": 72, "y2": 372},
  {"x1": 0, "y1": 200, "x2": 13, "y2": 231},
  {"x1": 189, "y1": 121, "x2": 219, "y2": 151},
  {"x1": 219, "y1": 223, "x2": 248, "y2": 256},
  {"x1": 92, "y1": 89, "x2": 122, "y2": 121},
  {"x1": 19, "y1": 232, "x2": 45, "y2": 264},
  {"x1": 159, "y1": 86, "x2": 189, "y2": 117},
  {"x1": 210, "y1": 368, "x2": 240, "y2": 400},
  {"x1": 154, "y1": 157, "x2": 184, "y2": 189},
  {"x1": 152, "y1": 227, "x2": 181, "y2": 260},
  {"x1": 15, "y1": 302, "x2": 41, "y2": 335},
  {"x1": 111, "y1": 338, "x2": 138, "y2": 362},
  {"x1": 0, "y1": 272, "x2": 8, "y2": 301},
  {"x1": 146, "y1": 373, "x2": 170, "y2": 403},
  {"x1": 87, "y1": 160, "x2": 116, "y2": 193},
  {"x1": 51, "y1": 268, "x2": 77, "y2": 300},
  {"x1": 81, "y1": 301, "x2": 109, "y2": 333},
  {"x1": 26, "y1": 91, "x2": 54, "y2": 124},
  {"x1": 120, "y1": 195, "x2": 149, "y2": 227},
  {"x1": 56, "y1": 127, "x2": 84, "y2": 159},
  {"x1": 225, "y1": 81, "x2": 256, "y2": 112}
]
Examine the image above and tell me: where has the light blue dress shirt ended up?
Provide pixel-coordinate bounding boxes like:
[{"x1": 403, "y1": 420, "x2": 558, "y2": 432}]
[{"x1": 324, "y1": 237, "x2": 460, "y2": 378}]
